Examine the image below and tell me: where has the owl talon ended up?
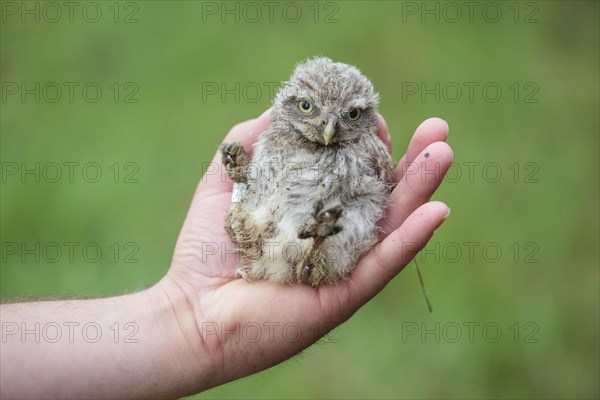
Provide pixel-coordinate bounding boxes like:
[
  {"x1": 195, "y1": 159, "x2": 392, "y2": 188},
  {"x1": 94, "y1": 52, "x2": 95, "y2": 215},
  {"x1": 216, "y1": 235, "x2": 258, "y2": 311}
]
[
  {"x1": 298, "y1": 202, "x2": 344, "y2": 239},
  {"x1": 236, "y1": 267, "x2": 251, "y2": 282},
  {"x1": 221, "y1": 142, "x2": 250, "y2": 183}
]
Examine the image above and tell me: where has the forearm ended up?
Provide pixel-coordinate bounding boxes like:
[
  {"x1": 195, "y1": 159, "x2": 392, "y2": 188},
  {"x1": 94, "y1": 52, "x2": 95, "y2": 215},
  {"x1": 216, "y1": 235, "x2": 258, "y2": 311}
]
[{"x1": 0, "y1": 280, "x2": 207, "y2": 399}]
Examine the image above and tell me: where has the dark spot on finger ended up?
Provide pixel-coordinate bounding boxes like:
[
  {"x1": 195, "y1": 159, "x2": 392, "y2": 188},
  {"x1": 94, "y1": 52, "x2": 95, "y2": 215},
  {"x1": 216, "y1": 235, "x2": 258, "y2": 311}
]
[{"x1": 424, "y1": 152, "x2": 430, "y2": 158}]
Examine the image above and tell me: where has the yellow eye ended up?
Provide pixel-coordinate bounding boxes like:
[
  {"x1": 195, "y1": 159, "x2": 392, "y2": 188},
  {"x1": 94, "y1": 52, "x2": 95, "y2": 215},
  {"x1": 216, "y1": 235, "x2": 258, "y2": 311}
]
[
  {"x1": 348, "y1": 108, "x2": 361, "y2": 121},
  {"x1": 298, "y1": 100, "x2": 313, "y2": 113}
]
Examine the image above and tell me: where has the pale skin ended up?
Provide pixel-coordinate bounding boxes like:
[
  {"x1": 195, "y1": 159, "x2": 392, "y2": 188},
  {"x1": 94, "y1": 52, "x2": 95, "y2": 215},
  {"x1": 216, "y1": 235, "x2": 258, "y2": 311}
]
[{"x1": 0, "y1": 110, "x2": 453, "y2": 399}]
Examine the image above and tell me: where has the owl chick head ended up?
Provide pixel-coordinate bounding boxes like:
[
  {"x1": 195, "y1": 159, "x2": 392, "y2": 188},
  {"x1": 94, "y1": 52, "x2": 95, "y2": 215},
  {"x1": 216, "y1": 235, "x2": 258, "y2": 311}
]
[{"x1": 272, "y1": 57, "x2": 379, "y2": 146}]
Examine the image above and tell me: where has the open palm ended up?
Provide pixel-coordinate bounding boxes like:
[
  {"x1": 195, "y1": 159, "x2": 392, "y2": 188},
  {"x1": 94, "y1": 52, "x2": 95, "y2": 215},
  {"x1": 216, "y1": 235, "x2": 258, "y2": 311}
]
[{"x1": 162, "y1": 109, "x2": 453, "y2": 387}]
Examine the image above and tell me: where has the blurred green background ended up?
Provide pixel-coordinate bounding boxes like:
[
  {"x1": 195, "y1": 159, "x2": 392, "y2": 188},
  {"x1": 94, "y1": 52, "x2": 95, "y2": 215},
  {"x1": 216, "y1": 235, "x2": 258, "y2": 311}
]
[{"x1": 1, "y1": 1, "x2": 598, "y2": 398}]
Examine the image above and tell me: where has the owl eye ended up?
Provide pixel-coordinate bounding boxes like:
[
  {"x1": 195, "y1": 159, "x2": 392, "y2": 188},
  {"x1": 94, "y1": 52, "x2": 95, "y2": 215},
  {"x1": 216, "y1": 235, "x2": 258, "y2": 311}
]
[
  {"x1": 348, "y1": 108, "x2": 361, "y2": 121},
  {"x1": 298, "y1": 100, "x2": 313, "y2": 113}
]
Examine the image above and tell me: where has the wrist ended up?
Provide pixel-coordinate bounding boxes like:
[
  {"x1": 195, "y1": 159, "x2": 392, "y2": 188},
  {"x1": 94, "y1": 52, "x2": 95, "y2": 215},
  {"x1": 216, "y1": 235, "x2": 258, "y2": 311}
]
[
  {"x1": 145, "y1": 275, "x2": 218, "y2": 396},
  {"x1": 0, "y1": 282, "x2": 214, "y2": 399}
]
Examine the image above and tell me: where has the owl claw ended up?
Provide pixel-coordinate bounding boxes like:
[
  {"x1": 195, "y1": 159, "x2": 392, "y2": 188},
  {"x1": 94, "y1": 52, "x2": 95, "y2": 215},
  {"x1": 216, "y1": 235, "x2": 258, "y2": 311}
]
[
  {"x1": 236, "y1": 267, "x2": 251, "y2": 282},
  {"x1": 221, "y1": 142, "x2": 250, "y2": 183},
  {"x1": 298, "y1": 202, "x2": 344, "y2": 239}
]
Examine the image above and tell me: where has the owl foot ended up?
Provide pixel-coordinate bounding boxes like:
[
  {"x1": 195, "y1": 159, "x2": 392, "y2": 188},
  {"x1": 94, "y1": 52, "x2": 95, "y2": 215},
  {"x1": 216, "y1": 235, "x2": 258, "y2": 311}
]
[
  {"x1": 297, "y1": 262, "x2": 312, "y2": 286},
  {"x1": 298, "y1": 201, "x2": 343, "y2": 239},
  {"x1": 221, "y1": 142, "x2": 250, "y2": 183},
  {"x1": 236, "y1": 267, "x2": 251, "y2": 282}
]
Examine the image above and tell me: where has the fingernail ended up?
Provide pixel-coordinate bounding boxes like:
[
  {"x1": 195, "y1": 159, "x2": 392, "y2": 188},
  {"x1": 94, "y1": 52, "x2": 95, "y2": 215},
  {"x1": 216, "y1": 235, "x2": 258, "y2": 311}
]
[{"x1": 442, "y1": 207, "x2": 451, "y2": 220}]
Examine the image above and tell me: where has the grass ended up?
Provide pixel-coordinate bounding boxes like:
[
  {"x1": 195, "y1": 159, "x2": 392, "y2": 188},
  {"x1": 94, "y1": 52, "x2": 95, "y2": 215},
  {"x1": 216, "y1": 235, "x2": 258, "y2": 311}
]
[{"x1": 1, "y1": 1, "x2": 598, "y2": 398}]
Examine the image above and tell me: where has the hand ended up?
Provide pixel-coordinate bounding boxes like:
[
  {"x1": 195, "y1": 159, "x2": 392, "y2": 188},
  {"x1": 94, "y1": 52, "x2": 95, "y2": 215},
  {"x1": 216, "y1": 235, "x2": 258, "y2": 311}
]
[
  {"x1": 159, "y1": 109, "x2": 453, "y2": 393},
  {"x1": 0, "y1": 110, "x2": 452, "y2": 398}
]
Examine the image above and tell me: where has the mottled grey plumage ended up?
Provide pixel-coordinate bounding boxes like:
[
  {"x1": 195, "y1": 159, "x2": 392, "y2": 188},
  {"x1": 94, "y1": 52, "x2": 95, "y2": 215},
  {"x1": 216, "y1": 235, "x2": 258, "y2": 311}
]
[{"x1": 221, "y1": 57, "x2": 393, "y2": 286}]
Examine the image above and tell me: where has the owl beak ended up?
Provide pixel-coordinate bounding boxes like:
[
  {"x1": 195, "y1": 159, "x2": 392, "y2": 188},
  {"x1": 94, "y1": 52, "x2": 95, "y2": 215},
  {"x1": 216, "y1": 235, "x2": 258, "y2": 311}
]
[{"x1": 322, "y1": 115, "x2": 338, "y2": 145}]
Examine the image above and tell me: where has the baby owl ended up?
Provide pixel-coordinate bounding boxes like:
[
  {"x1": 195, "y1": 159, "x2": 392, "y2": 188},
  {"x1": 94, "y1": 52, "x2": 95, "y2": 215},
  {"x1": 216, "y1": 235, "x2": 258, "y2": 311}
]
[{"x1": 221, "y1": 57, "x2": 393, "y2": 286}]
